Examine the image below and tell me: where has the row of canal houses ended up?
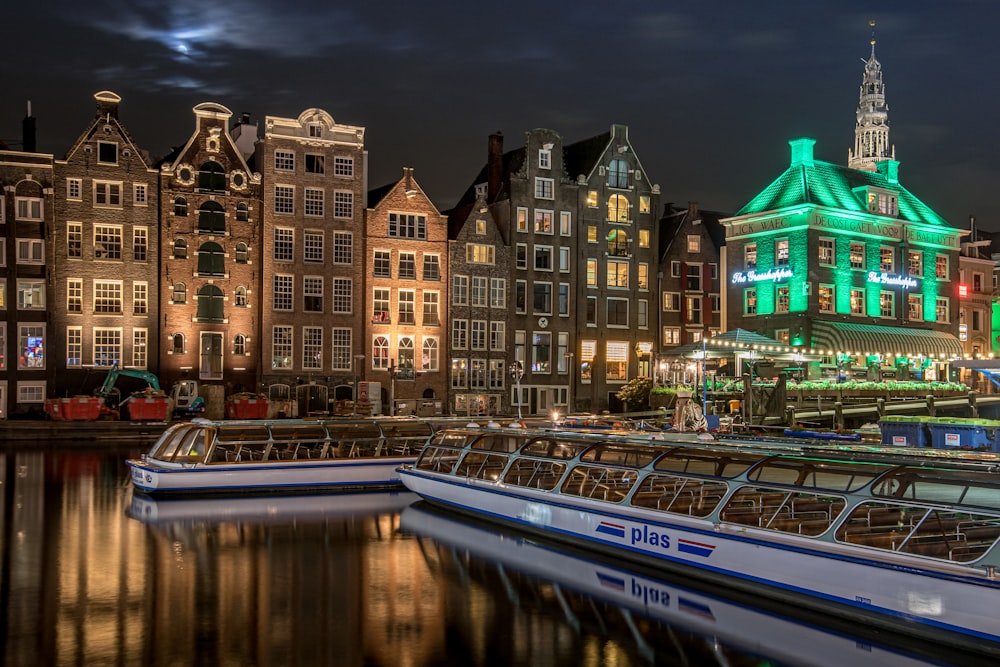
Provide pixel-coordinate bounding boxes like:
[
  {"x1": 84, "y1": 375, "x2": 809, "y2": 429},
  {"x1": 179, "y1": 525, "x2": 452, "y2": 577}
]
[
  {"x1": 1, "y1": 35, "x2": 984, "y2": 418},
  {"x1": 0, "y1": 91, "x2": 693, "y2": 418}
]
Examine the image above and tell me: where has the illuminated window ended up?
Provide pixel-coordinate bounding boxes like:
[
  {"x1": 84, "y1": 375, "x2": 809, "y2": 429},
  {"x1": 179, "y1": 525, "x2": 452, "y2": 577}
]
[
  {"x1": 908, "y1": 294, "x2": 923, "y2": 321},
  {"x1": 605, "y1": 341, "x2": 628, "y2": 382},
  {"x1": 92, "y1": 328, "x2": 120, "y2": 367},
  {"x1": 819, "y1": 285, "x2": 834, "y2": 313},
  {"x1": 936, "y1": 297, "x2": 950, "y2": 323},
  {"x1": 686, "y1": 296, "x2": 702, "y2": 322},
  {"x1": 850, "y1": 242, "x2": 865, "y2": 270},
  {"x1": 607, "y1": 230, "x2": 628, "y2": 256},
  {"x1": 639, "y1": 229, "x2": 650, "y2": 248},
  {"x1": 744, "y1": 244, "x2": 757, "y2": 270},
  {"x1": 663, "y1": 327, "x2": 680, "y2": 346},
  {"x1": 775, "y1": 329, "x2": 790, "y2": 344},
  {"x1": 775, "y1": 286, "x2": 789, "y2": 313},
  {"x1": 880, "y1": 291, "x2": 894, "y2": 317},
  {"x1": 607, "y1": 260, "x2": 628, "y2": 288},
  {"x1": 272, "y1": 326, "x2": 292, "y2": 369},
  {"x1": 936, "y1": 255, "x2": 949, "y2": 280},
  {"x1": 586, "y1": 191, "x2": 598, "y2": 208},
  {"x1": 466, "y1": 244, "x2": 495, "y2": 264},
  {"x1": 775, "y1": 239, "x2": 789, "y2": 267},
  {"x1": 880, "y1": 246, "x2": 894, "y2": 273},
  {"x1": 687, "y1": 235, "x2": 700, "y2": 253},
  {"x1": 586, "y1": 259, "x2": 597, "y2": 287},
  {"x1": 850, "y1": 288, "x2": 865, "y2": 315},
  {"x1": 422, "y1": 338, "x2": 439, "y2": 372},
  {"x1": 638, "y1": 263, "x2": 648, "y2": 290},
  {"x1": 744, "y1": 288, "x2": 757, "y2": 316},
  {"x1": 516, "y1": 207, "x2": 528, "y2": 232},
  {"x1": 18, "y1": 280, "x2": 45, "y2": 309},
  {"x1": 587, "y1": 226, "x2": 597, "y2": 243},
  {"x1": 534, "y1": 210, "x2": 553, "y2": 233},
  {"x1": 664, "y1": 293, "x2": 680, "y2": 311},
  {"x1": 607, "y1": 195, "x2": 630, "y2": 223},
  {"x1": 639, "y1": 195, "x2": 651, "y2": 214},
  {"x1": 533, "y1": 332, "x2": 552, "y2": 373},
  {"x1": 818, "y1": 238, "x2": 834, "y2": 266},
  {"x1": 907, "y1": 250, "x2": 922, "y2": 277}
]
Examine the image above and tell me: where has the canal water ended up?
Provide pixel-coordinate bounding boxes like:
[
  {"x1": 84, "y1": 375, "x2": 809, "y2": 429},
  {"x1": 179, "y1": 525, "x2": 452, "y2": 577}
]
[{"x1": 0, "y1": 442, "x2": 984, "y2": 666}]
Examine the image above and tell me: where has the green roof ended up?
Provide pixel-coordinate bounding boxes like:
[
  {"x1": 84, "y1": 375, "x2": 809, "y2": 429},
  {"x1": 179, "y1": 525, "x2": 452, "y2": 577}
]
[{"x1": 736, "y1": 140, "x2": 950, "y2": 228}]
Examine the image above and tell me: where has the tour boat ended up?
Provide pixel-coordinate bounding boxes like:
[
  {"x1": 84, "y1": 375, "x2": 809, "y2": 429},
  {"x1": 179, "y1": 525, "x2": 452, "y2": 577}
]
[
  {"x1": 127, "y1": 417, "x2": 438, "y2": 495},
  {"x1": 398, "y1": 425, "x2": 1000, "y2": 654},
  {"x1": 401, "y1": 503, "x2": 988, "y2": 666}
]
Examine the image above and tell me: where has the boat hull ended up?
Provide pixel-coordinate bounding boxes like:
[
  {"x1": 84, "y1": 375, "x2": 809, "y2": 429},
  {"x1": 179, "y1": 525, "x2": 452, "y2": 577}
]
[
  {"x1": 128, "y1": 456, "x2": 416, "y2": 495},
  {"x1": 399, "y1": 467, "x2": 1000, "y2": 652}
]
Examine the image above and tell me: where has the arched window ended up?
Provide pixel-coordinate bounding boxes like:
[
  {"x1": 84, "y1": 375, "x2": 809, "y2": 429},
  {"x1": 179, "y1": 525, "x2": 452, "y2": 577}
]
[
  {"x1": 198, "y1": 200, "x2": 226, "y2": 234},
  {"x1": 233, "y1": 334, "x2": 247, "y2": 356},
  {"x1": 398, "y1": 337, "x2": 415, "y2": 374},
  {"x1": 171, "y1": 333, "x2": 185, "y2": 355},
  {"x1": 235, "y1": 286, "x2": 247, "y2": 307},
  {"x1": 196, "y1": 284, "x2": 225, "y2": 322},
  {"x1": 235, "y1": 242, "x2": 249, "y2": 264},
  {"x1": 198, "y1": 161, "x2": 226, "y2": 192},
  {"x1": 422, "y1": 337, "x2": 439, "y2": 372},
  {"x1": 236, "y1": 202, "x2": 249, "y2": 222},
  {"x1": 607, "y1": 194, "x2": 631, "y2": 224},
  {"x1": 172, "y1": 282, "x2": 187, "y2": 303},
  {"x1": 173, "y1": 238, "x2": 188, "y2": 259},
  {"x1": 607, "y1": 159, "x2": 629, "y2": 189},
  {"x1": 373, "y1": 335, "x2": 389, "y2": 369},
  {"x1": 197, "y1": 241, "x2": 226, "y2": 276},
  {"x1": 174, "y1": 196, "x2": 188, "y2": 216},
  {"x1": 607, "y1": 230, "x2": 629, "y2": 256}
]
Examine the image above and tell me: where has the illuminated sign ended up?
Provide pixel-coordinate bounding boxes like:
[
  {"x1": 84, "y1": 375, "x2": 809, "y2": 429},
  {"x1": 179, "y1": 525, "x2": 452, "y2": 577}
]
[
  {"x1": 958, "y1": 284, "x2": 969, "y2": 298},
  {"x1": 866, "y1": 271, "x2": 917, "y2": 289},
  {"x1": 731, "y1": 268, "x2": 793, "y2": 284}
]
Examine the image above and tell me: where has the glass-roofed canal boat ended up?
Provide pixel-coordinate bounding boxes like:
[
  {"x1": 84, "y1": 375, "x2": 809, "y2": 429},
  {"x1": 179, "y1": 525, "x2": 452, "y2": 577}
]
[
  {"x1": 398, "y1": 425, "x2": 1000, "y2": 654},
  {"x1": 127, "y1": 417, "x2": 439, "y2": 495}
]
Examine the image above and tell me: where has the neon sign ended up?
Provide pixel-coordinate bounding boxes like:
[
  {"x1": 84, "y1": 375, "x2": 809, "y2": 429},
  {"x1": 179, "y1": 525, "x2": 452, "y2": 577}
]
[
  {"x1": 866, "y1": 271, "x2": 917, "y2": 289},
  {"x1": 731, "y1": 268, "x2": 793, "y2": 284}
]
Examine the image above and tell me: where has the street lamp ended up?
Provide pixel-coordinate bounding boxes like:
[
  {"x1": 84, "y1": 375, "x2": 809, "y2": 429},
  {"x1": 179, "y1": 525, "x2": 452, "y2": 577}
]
[
  {"x1": 352, "y1": 354, "x2": 365, "y2": 417},
  {"x1": 509, "y1": 361, "x2": 524, "y2": 427}
]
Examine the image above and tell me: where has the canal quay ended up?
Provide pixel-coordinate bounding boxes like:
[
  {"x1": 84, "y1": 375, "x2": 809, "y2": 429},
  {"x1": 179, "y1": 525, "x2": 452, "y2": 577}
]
[{"x1": 0, "y1": 439, "x2": 994, "y2": 666}]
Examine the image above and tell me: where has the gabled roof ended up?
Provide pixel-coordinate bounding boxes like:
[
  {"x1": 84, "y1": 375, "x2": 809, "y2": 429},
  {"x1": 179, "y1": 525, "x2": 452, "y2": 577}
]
[
  {"x1": 367, "y1": 181, "x2": 395, "y2": 209},
  {"x1": 658, "y1": 204, "x2": 729, "y2": 261},
  {"x1": 736, "y1": 139, "x2": 950, "y2": 228},
  {"x1": 563, "y1": 131, "x2": 611, "y2": 181}
]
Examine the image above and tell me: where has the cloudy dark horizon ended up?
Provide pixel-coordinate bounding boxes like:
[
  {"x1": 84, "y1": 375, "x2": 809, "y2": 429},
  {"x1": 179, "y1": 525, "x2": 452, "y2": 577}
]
[{"x1": 4, "y1": 2, "x2": 998, "y2": 229}]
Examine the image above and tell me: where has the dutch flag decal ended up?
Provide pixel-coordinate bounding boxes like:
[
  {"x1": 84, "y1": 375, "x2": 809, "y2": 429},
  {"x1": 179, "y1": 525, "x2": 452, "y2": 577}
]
[
  {"x1": 596, "y1": 571, "x2": 626, "y2": 592},
  {"x1": 677, "y1": 538, "x2": 716, "y2": 558},
  {"x1": 596, "y1": 521, "x2": 626, "y2": 538}
]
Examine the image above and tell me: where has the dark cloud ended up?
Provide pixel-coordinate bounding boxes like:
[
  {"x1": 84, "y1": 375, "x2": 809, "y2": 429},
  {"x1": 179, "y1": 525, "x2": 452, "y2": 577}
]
[{"x1": 3, "y1": 2, "x2": 999, "y2": 228}]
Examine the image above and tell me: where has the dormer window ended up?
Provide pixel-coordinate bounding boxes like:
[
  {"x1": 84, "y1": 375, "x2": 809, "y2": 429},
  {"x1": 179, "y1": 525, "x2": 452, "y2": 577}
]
[
  {"x1": 538, "y1": 149, "x2": 551, "y2": 169},
  {"x1": 856, "y1": 186, "x2": 898, "y2": 217},
  {"x1": 308, "y1": 124, "x2": 323, "y2": 138}
]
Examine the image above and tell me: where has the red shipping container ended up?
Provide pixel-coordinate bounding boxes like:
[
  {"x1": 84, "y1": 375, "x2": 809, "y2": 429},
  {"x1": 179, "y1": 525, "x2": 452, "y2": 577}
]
[
  {"x1": 227, "y1": 398, "x2": 269, "y2": 420},
  {"x1": 128, "y1": 396, "x2": 170, "y2": 421},
  {"x1": 65, "y1": 397, "x2": 103, "y2": 421}
]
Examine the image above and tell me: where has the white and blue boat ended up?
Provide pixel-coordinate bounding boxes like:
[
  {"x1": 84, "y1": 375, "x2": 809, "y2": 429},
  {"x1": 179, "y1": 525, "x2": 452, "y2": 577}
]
[{"x1": 398, "y1": 425, "x2": 1000, "y2": 654}]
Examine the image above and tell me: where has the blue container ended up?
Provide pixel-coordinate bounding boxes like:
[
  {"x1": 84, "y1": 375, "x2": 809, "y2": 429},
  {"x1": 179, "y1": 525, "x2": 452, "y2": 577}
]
[
  {"x1": 926, "y1": 419, "x2": 1000, "y2": 452},
  {"x1": 878, "y1": 417, "x2": 928, "y2": 448}
]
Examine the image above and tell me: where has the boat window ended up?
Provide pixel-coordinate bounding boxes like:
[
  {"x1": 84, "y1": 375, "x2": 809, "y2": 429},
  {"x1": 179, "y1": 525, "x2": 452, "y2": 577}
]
[
  {"x1": 148, "y1": 424, "x2": 192, "y2": 460},
  {"x1": 217, "y1": 425, "x2": 271, "y2": 443},
  {"x1": 561, "y1": 465, "x2": 638, "y2": 503},
  {"x1": 653, "y1": 448, "x2": 761, "y2": 478},
  {"x1": 502, "y1": 458, "x2": 567, "y2": 491},
  {"x1": 175, "y1": 429, "x2": 208, "y2": 462},
  {"x1": 150, "y1": 425, "x2": 202, "y2": 462},
  {"x1": 720, "y1": 486, "x2": 845, "y2": 535},
  {"x1": 630, "y1": 474, "x2": 727, "y2": 517},
  {"x1": 429, "y1": 431, "x2": 479, "y2": 449},
  {"x1": 749, "y1": 457, "x2": 891, "y2": 492},
  {"x1": 454, "y1": 452, "x2": 509, "y2": 481},
  {"x1": 520, "y1": 438, "x2": 590, "y2": 460},
  {"x1": 581, "y1": 444, "x2": 662, "y2": 468},
  {"x1": 380, "y1": 422, "x2": 434, "y2": 438},
  {"x1": 471, "y1": 434, "x2": 524, "y2": 453},
  {"x1": 872, "y1": 467, "x2": 1000, "y2": 512},
  {"x1": 835, "y1": 501, "x2": 1000, "y2": 563},
  {"x1": 270, "y1": 424, "x2": 329, "y2": 441},
  {"x1": 415, "y1": 446, "x2": 462, "y2": 474}
]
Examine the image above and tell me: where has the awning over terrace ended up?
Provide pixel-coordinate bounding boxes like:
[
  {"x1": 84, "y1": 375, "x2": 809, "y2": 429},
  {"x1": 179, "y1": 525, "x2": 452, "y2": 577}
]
[
  {"x1": 810, "y1": 320, "x2": 963, "y2": 360},
  {"x1": 661, "y1": 328, "x2": 810, "y2": 360}
]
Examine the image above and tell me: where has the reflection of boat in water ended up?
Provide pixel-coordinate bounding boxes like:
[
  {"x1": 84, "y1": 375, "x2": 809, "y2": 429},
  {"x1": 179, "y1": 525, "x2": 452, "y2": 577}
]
[
  {"x1": 400, "y1": 503, "x2": 986, "y2": 667},
  {"x1": 127, "y1": 489, "x2": 419, "y2": 525},
  {"x1": 399, "y1": 425, "x2": 1000, "y2": 655},
  {"x1": 126, "y1": 418, "x2": 438, "y2": 495}
]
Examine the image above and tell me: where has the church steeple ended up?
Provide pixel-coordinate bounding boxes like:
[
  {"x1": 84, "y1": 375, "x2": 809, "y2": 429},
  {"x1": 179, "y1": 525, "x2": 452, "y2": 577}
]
[{"x1": 848, "y1": 21, "x2": 894, "y2": 171}]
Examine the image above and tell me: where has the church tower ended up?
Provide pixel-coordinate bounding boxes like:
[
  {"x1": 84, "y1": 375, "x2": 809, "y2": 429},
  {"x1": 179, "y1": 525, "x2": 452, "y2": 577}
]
[{"x1": 848, "y1": 21, "x2": 894, "y2": 171}]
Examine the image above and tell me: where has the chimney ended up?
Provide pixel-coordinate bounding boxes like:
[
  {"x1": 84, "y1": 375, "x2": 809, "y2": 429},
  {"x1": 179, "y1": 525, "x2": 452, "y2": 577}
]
[
  {"x1": 789, "y1": 137, "x2": 816, "y2": 167},
  {"x1": 22, "y1": 100, "x2": 36, "y2": 153},
  {"x1": 874, "y1": 159, "x2": 900, "y2": 184},
  {"x1": 487, "y1": 132, "x2": 504, "y2": 202}
]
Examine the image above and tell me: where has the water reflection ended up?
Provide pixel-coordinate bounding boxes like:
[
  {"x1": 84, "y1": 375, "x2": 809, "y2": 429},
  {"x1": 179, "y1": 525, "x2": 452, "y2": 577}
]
[{"x1": 0, "y1": 444, "x2": 984, "y2": 666}]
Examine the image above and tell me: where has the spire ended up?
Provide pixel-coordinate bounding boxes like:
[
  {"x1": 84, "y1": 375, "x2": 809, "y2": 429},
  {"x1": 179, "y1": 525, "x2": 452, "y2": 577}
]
[{"x1": 848, "y1": 20, "x2": 894, "y2": 171}]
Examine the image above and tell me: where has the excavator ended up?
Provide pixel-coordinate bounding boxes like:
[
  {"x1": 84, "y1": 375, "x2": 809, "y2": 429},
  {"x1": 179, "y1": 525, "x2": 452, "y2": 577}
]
[{"x1": 94, "y1": 363, "x2": 205, "y2": 420}]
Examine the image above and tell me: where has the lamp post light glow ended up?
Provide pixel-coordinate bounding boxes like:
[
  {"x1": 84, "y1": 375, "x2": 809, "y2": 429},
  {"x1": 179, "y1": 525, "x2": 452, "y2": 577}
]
[{"x1": 509, "y1": 361, "x2": 524, "y2": 427}]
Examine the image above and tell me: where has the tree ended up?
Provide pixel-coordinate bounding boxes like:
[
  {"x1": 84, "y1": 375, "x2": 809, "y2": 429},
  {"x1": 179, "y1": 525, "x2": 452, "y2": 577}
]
[{"x1": 615, "y1": 377, "x2": 653, "y2": 412}]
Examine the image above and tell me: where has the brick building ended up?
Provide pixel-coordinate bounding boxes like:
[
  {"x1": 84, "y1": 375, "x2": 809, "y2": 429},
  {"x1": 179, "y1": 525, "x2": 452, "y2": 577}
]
[
  {"x1": 258, "y1": 109, "x2": 367, "y2": 414},
  {"x1": 51, "y1": 91, "x2": 161, "y2": 405},
  {"x1": 366, "y1": 168, "x2": 448, "y2": 415},
  {"x1": 0, "y1": 110, "x2": 52, "y2": 417},
  {"x1": 157, "y1": 102, "x2": 263, "y2": 401},
  {"x1": 446, "y1": 191, "x2": 510, "y2": 415}
]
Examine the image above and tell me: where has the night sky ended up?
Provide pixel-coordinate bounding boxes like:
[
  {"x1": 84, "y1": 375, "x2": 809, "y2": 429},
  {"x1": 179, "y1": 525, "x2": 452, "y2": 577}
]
[{"x1": 3, "y1": 2, "x2": 998, "y2": 230}]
